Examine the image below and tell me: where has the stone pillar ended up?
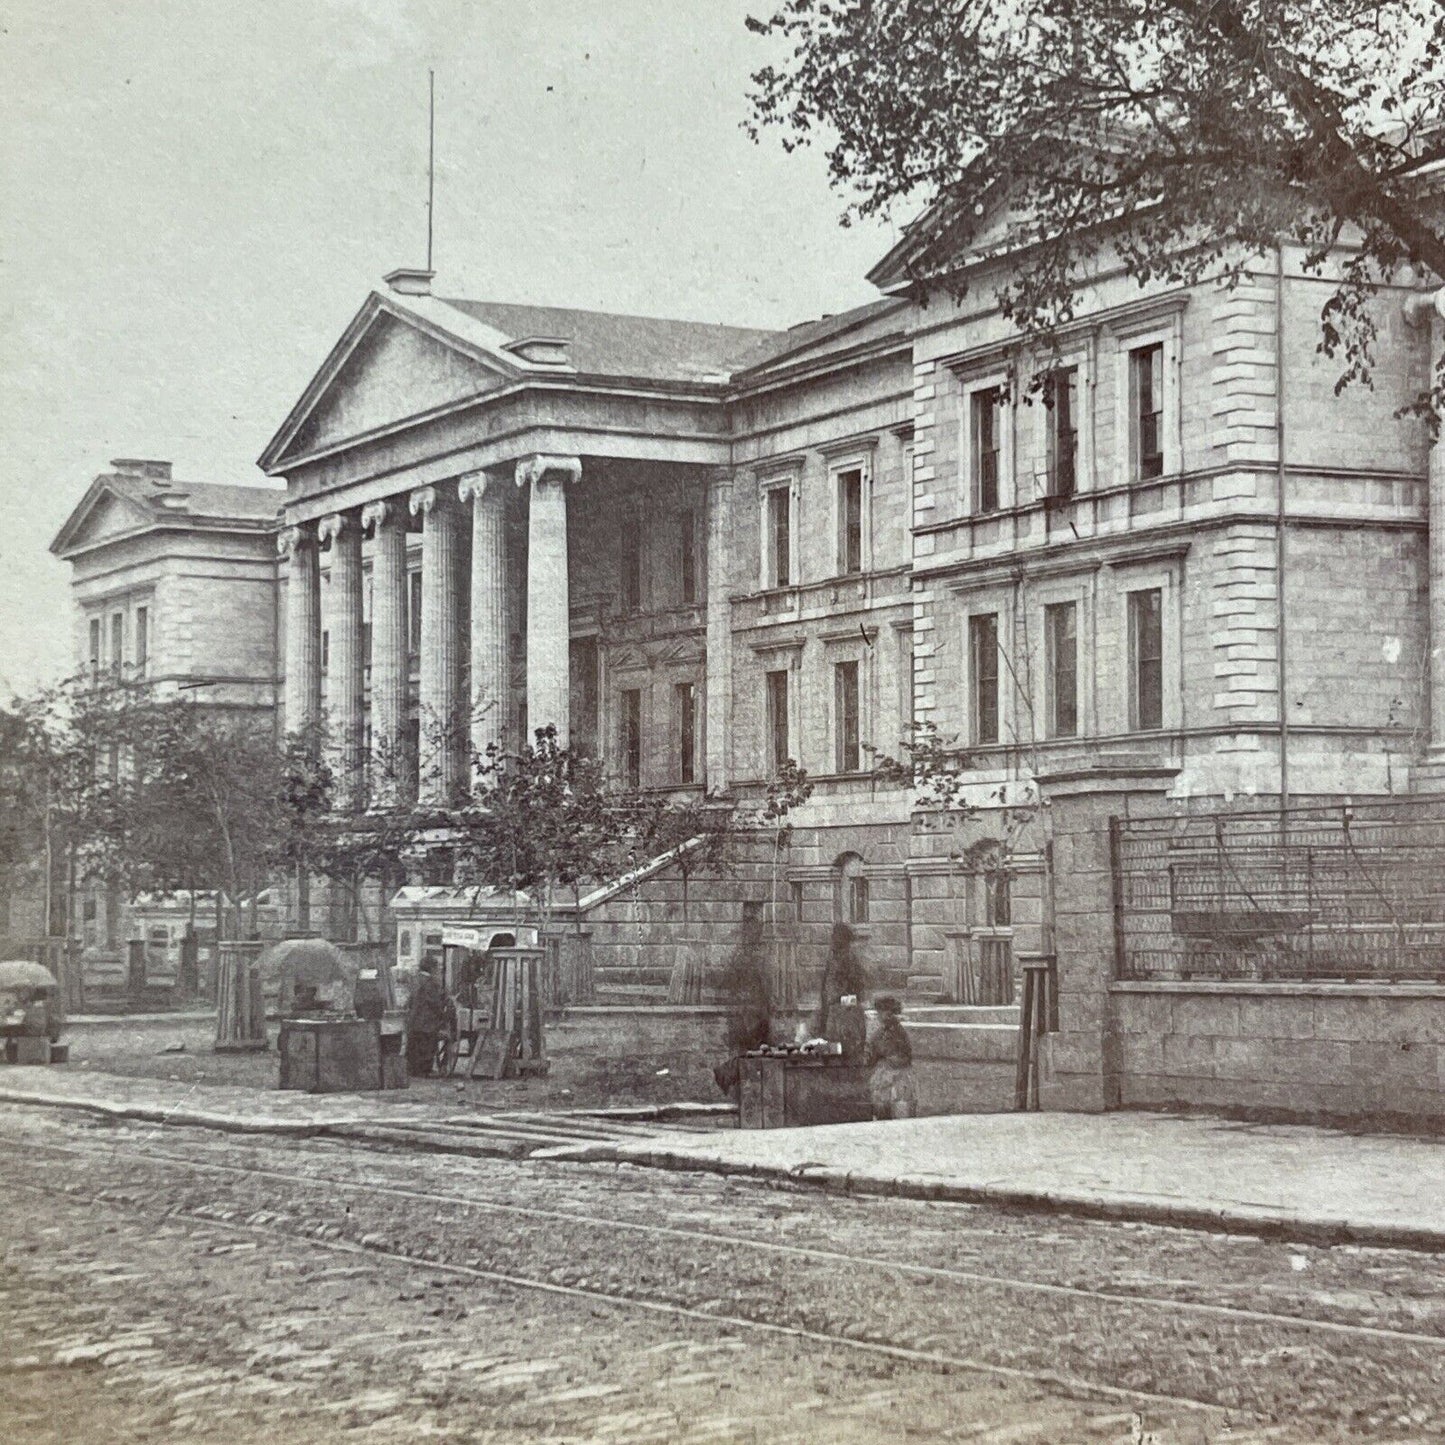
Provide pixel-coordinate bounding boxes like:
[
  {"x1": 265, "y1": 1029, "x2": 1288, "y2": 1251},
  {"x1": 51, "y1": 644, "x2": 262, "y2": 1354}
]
[
  {"x1": 409, "y1": 483, "x2": 465, "y2": 804},
  {"x1": 516, "y1": 455, "x2": 581, "y2": 747},
  {"x1": 361, "y1": 500, "x2": 409, "y2": 805},
  {"x1": 318, "y1": 510, "x2": 365, "y2": 809},
  {"x1": 1035, "y1": 766, "x2": 1177, "y2": 1112},
  {"x1": 279, "y1": 521, "x2": 321, "y2": 738},
  {"x1": 458, "y1": 470, "x2": 509, "y2": 770},
  {"x1": 704, "y1": 466, "x2": 733, "y2": 790}
]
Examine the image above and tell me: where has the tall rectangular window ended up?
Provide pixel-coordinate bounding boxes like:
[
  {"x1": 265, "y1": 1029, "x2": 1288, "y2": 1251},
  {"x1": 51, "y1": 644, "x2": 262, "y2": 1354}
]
[
  {"x1": 969, "y1": 613, "x2": 1000, "y2": 745},
  {"x1": 620, "y1": 689, "x2": 642, "y2": 790},
  {"x1": 849, "y1": 874, "x2": 870, "y2": 925},
  {"x1": 1045, "y1": 601, "x2": 1079, "y2": 739},
  {"x1": 678, "y1": 508, "x2": 698, "y2": 605},
  {"x1": 765, "y1": 668, "x2": 790, "y2": 775},
  {"x1": 971, "y1": 387, "x2": 1002, "y2": 513},
  {"x1": 620, "y1": 524, "x2": 642, "y2": 611},
  {"x1": 675, "y1": 681, "x2": 698, "y2": 784},
  {"x1": 110, "y1": 613, "x2": 124, "y2": 678},
  {"x1": 1046, "y1": 366, "x2": 1078, "y2": 499},
  {"x1": 834, "y1": 659, "x2": 860, "y2": 773},
  {"x1": 836, "y1": 467, "x2": 863, "y2": 575},
  {"x1": 765, "y1": 486, "x2": 791, "y2": 588},
  {"x1": 1129, "y1": 587, "x2": 1164, "y2": 731},
  {"x1": 1130, "y1": 343, "x2": 1165, "y2": 481},
  {"x1": 88, "y1": 617, "x2": 101, "y2": 676},
  {"x1": 408, "y1": 571, "x2": 422, "y2": 658},
  {"x1": 134, "y1": 606, "x2": 149, "y2": 677}
]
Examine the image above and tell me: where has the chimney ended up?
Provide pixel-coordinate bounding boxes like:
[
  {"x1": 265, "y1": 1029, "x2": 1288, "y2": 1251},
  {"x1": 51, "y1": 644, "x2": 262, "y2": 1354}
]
[
  {"x1": 384, "y1": 267, "x2": 435, "y2": 297},
  {"x1": 110, "y1": 459, "x2": 172, "y2": 481}
]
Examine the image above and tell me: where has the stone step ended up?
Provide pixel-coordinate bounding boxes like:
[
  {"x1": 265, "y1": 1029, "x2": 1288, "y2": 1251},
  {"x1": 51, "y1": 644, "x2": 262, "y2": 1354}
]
[
  {"x1": 908, "y1": 1005, "x2": 1020, "y2": 1026},
  {"x1": 592, "y1": 983, "x2": 670, "y2": 1003},
  {"x1": 592, "y1": 966, "x2": 675, "y2": 988},
  {"x1": 905, "y1": 1020, "x2": 1019, "y2": 1064}
]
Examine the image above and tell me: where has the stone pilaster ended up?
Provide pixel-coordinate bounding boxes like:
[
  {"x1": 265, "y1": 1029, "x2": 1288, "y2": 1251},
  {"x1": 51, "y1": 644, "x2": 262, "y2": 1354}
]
[
  {"x1": 458, "y1": 471, "x2": 509, "y2": 770},
  {"x1": 318, "y1": 510, "x2": 365, "y2": 810},
  {"x1": 1406, "y1": 294, "x2": 1445, "y2": 789},
  {"x1": 410, "y1": 483, "x2": 465, "y2": 805},
  {"x1": 279, "y1": 521, "x2": 321, "y2": 739},
  {"x1": 516, "y1": 454, "x2": 581, "y2": 747},
  {"x1": 361, "y1": 499, "x2": 409, "y2": 805},
  {"x1": 705, "y1": 466, "x2": 733, "y2": 790}
]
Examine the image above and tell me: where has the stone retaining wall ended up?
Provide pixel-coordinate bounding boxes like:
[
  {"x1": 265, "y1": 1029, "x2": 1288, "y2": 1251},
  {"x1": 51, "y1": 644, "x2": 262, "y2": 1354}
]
[{"x1": 1114, "y1": 982, "x2": 1445, "y2": 1124}]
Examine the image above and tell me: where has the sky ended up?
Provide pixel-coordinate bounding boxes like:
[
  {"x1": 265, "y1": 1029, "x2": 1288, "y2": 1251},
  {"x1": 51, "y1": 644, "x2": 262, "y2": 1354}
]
[{"x1": 0, "y1": 0, "x2": 897, "y2": 695}]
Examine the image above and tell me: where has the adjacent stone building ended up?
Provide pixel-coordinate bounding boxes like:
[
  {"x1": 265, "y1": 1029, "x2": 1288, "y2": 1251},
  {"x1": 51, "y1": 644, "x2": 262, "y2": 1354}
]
[
  {"x1": 50, "y1": 213, "x2": 1445, "y2": 1117},
  {"x1": 50, "y1": 459, "x2": 283, "y2": 968}
]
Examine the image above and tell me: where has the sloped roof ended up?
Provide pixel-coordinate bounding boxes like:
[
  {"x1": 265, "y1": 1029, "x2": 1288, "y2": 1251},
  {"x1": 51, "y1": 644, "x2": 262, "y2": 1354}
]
[
  {"x1": 436, "y1": 298, "x2": 782, "y2": 384},
  {"x1": 735, "y1": 296, "x2": 910, "y2": 377},
  {"x1": 51, "y1": 469, "x2": 283, "y2": 557}
]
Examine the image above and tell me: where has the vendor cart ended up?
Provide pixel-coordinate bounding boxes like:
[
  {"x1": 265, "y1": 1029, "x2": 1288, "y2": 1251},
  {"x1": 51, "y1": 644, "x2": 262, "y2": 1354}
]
[{"x1": 437, "y1": 924, "x2": 540, "y2": 1076}]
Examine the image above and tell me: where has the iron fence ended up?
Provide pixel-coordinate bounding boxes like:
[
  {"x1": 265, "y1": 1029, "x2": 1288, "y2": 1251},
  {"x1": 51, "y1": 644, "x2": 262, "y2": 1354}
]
[{"x1": 1112, "y1": 797, "x2": 1445, "y2": 982}]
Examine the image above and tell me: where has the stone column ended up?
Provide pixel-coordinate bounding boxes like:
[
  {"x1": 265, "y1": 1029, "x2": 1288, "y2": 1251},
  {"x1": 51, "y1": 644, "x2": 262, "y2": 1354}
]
[
  {"x1": 516, "y1": 455, "x2": 581, "y2": 747},
  {"x1": 458, "y1": 471, "x2": 509, "y2": 770},
  {"x1": 318, "y1": 510, "x2": 365, "y2": 809},
  {"x1": 409, "y1": 483, "x2": 465, "y2": 805},
  {"x1": 361, "y1": 500, "x2": 409, "y2": 805},
  {"x1": 279, "y1": 521, "x2": 321, "y2": 738},
  {"x1": 704, "y1": 466, "x2": 733, "y2": 790}
]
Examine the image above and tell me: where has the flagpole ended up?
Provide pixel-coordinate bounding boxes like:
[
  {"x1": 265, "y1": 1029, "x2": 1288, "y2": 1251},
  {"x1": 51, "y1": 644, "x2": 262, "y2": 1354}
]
[{"x1": 426, "y1": 69, "x2": 436, "y2": 272}]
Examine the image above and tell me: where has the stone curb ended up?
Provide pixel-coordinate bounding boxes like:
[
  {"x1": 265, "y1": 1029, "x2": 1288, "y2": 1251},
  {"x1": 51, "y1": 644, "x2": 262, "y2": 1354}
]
[
  {"x1": 4, "y1": 1085, "x2": 1440, "y2": 1254},
  {"x1": 563, "y1": 1143, "x2": 1445, "y2": 1255},
  {"x1": 0, "y1": 1088, "x2": 324, "y2": 1137}
]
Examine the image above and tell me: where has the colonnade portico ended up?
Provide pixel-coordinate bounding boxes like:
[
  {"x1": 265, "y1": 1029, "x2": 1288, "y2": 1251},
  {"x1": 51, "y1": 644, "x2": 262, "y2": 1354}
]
[{"x1": 281, "y1": 452, "x2": 583, "y2": 809}]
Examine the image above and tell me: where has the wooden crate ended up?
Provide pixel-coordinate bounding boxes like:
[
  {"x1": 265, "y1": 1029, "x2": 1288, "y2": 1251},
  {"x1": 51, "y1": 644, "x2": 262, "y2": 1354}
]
[{"x1": 739, "y1": 1054, "x2": 872, "y2": 1129}]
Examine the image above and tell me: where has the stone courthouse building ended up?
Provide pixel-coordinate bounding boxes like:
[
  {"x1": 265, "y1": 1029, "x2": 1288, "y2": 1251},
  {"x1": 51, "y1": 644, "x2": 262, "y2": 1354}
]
[{"x1": 55, "y1": 195, "x2": 1445, "y2": 1118}]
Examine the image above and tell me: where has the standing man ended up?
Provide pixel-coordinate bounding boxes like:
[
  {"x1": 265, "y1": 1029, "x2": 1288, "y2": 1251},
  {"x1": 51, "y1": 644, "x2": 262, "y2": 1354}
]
[{"x1": 406, "y1": 958, "x2": 447, "y2": 1077}]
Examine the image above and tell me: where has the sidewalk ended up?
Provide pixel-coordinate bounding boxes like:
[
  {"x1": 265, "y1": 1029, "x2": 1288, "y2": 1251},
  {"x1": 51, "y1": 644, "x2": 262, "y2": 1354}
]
[
  {"x1": 2, "y1": 1065, "x2": 1441, "y2": 1250},
  {"x1": 567, "y1": 1111, "x2": 1445, "y2": 1252}
]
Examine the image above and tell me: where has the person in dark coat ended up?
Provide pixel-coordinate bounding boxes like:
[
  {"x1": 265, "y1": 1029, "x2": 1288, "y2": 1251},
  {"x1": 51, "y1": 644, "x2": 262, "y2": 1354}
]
[
  {"x1": 406, "y1": 959, "x2": 448, "y2": 1077},
  {"x1": 817, "y1": 923, "x2": 869, "y2": 1045},
  {"x1": 712, "y1": 911, "x2": 772, "y2": 1099},
  {"x1": 865, "y1": 995, "x2": 918, "y2": 1120}
]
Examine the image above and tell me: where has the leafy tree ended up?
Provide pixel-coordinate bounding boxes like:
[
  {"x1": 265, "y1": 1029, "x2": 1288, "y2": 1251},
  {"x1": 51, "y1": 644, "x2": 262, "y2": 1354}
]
[
  {"x1": 747, "y1": 0, "x2": 1445, "y2": 418},
  {"x1": 452, "y1": 728, "x2": 615, "y2": 933}
]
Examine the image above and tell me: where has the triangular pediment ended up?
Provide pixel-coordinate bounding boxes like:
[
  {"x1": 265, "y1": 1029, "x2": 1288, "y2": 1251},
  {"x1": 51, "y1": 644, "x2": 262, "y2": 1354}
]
[
  {"x1": 869, "y1": 178, "x2": 1023, "y2": 292},
  {"x1": 51, "y1": 484, "x2": 154, "y2": 557},
  {"x1": 283, "y1": 308, "x2": 513, "y2": 461}
]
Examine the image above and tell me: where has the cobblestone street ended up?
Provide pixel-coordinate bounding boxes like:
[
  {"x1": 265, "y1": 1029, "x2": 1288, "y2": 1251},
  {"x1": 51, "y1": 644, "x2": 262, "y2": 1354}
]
[{"x1": 2, "y1": 1104, "x2": 1442, "y2": 1443}]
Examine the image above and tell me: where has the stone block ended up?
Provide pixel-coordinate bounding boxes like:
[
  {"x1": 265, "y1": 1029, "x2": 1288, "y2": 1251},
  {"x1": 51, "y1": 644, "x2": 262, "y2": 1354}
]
[
  {"x1": 1161, "y1": 1032, "x2": 1217, "y2": 1076},
  {"x1": 1169, "y1": 992, "x2": 1240, "y2": 1037},
  {"x1": 1116, "y1": 992, "x2": 1173, "y2": 1033},
  {"x1": 1239, "y1": 995, "x2": 1314, "y2": 1040}
]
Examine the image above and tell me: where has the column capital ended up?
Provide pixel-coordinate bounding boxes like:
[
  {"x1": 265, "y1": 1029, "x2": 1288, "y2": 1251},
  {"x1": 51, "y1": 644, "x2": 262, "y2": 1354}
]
[
  {"x1": 316, "y1": 511, "x2": 353, "y2": 547},
  {"x1": 705, "y1": 465, "x2": 734, "y2": 492},
  {"x1": 457, "y1": 470, "x2": 496, "y2": 505},
  {"x1": 515, "y1": 454, "x2": 582, "y2": 491},
  {"x1": 409, "y1": 484, "x2": 441, "y2": 519},
  {"x1": 277, "y1": 521, "x2": 315, "y2": 560},
  {"x1": 360, "y1": 499, "x2": 394, "y2": 534}
]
